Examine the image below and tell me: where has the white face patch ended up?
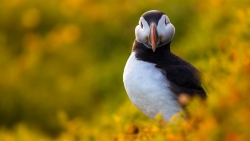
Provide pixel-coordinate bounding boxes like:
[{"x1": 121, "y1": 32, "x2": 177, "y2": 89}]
[
  {"x1": 135, "y1": 15, "x2": 175, "y2": 49},
  {"x1": 135, "y1": 17, "x2": 150, "y2": 48},
  {"x1": 157, "y1": 15, "x2": 175, "y2": 46}
]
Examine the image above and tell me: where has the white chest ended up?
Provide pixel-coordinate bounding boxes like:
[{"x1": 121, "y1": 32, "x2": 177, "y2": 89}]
[{"x1": 123, "y1": 52, "x2": 180, "y2": 120}]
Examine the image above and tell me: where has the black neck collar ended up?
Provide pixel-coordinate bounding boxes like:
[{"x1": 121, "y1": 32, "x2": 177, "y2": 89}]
[
  {"x1": 132, "y1": 40, "x2": 171, "y2": 53},
  {"x1": 132, "y1": 40, "x2": 172, "y2": 64}
]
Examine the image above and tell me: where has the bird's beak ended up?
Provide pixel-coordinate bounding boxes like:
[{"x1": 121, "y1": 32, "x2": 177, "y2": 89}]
[{"x1": 150, "y1": 24, "x2": 158, "y2": 52}]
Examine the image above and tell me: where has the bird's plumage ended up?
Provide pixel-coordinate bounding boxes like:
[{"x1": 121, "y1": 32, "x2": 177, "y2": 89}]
[
  {"x1": 133, "y1": 41, "x2": 206, "y2": 98},
  {"x1": 123, "y1": 10, "x2": 206, "y2": 120},
  {"x1": 123, "y1": 51, "x2": 180, "y2": 120},
  {"x1": 142, "y1": 10, "x2": 165, "y2": 26}
]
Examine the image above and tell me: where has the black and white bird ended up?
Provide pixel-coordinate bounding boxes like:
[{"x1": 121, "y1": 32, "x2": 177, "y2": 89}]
[{"x1": 123, "y1": 10, "x2": 206, "y2": 120}]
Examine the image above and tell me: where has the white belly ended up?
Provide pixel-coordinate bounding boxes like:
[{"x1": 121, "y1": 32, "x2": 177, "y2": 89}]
[{"x1": 123, "y1": 52, "x2": 180, "y2": 120}]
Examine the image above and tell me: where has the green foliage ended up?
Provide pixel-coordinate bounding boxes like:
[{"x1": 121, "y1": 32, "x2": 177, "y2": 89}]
[{"x1": 0, "y1": 0, "x2": 250, "y2": 140}]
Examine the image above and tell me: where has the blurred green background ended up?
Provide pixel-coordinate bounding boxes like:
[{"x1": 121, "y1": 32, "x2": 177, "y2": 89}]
[{"x1": 1, "y1": 0, "x2": 250, "y2": 140}]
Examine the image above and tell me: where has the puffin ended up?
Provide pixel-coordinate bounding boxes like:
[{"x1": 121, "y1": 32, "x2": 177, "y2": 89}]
[{"x1": 123, "y1": 10, "x2": 206, "y2": 120}]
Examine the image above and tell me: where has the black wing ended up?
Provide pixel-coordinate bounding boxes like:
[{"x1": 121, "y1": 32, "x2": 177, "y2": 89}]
[{"x1": 162, "y1": 65, "x2": 206, "y2": 99}]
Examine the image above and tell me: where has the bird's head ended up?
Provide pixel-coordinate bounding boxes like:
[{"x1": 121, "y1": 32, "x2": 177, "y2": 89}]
[{"x1": 135, "y1": 10, "x2": 175, "y2": 52}]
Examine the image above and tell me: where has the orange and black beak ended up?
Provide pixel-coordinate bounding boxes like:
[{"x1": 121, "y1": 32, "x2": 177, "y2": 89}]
[{"x1": 149, "y1": 24, "x2": 158, "y2": 52}]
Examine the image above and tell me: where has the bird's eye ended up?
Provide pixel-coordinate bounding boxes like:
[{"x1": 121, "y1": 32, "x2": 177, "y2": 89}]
[
  {"x1": 140, "y1": 21, "x2": 143, "y2": 28},
  {"x1": 165, "y1": 17, "x2": 170, "y2": 25}
]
